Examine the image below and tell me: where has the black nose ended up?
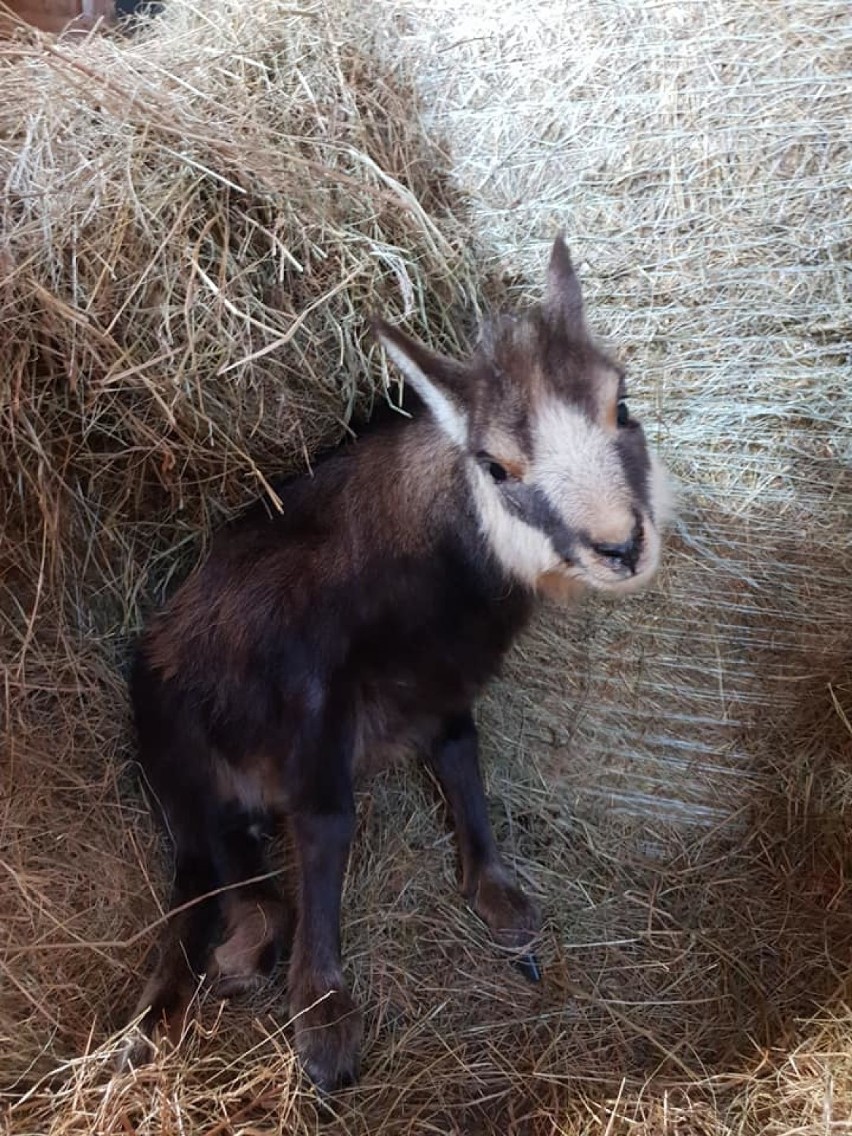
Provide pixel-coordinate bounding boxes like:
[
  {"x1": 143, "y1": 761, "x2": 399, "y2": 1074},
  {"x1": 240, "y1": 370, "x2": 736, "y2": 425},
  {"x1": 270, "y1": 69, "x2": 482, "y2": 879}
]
[{"x1": 592, "y1": 522, "x2": 643, "y2": 575}]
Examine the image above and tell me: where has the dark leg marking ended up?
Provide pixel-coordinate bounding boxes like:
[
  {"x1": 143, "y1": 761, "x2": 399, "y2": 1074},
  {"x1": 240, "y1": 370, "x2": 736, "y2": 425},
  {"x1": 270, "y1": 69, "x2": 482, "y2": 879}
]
[
  {"x1": 288, "y1": 779, "x2": 362, "y2": 1092},
  {"x1": 425, "y1": 711, "x2": 541, "y2": 978}
]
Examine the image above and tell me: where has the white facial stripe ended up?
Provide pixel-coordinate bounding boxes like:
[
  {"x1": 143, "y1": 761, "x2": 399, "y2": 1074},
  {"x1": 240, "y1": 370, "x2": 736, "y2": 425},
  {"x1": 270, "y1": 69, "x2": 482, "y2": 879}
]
[
  {"x1": 468, "y1": 465, "x2": 560, "y2": 586},
  {"x1": 381, "y1": 338, "x2": 467, "y2": 447}
]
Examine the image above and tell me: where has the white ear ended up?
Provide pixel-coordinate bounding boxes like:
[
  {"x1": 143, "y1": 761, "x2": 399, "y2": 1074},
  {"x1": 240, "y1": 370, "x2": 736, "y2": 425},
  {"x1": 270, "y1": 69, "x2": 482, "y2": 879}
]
[{"x1": 374, "y1": 321, "x2": 469, "y2": 447}]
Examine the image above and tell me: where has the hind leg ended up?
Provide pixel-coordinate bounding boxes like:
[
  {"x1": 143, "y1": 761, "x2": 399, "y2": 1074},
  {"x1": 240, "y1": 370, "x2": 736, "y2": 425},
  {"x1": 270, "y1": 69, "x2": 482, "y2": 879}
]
[
  {"x1": 288, "y1": 803, "x2": 362, "y2": 1092},
  {"x1": 118, "y1": 841, "x2": 221, "y2": 1068},
  {"x1": 208, "y1": 806, "x2": 294, "y2": 998},
  {"x1": 119, "y1": 796, "x2": 292, "y2": 1068},
  {"x1": 285, "y1": 726, "x2": 363, "y2": 1093}
]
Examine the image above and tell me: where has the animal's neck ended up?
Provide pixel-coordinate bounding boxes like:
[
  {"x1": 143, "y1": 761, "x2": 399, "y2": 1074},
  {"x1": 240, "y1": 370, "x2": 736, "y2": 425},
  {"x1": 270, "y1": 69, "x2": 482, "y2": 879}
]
[{"x1": 376, "y1": 417, "x2": 538, "y2": 628}]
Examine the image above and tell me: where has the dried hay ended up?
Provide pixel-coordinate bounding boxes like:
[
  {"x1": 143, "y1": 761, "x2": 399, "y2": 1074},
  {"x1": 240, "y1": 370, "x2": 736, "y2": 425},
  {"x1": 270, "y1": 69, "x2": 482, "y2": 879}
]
[{"x1": 2, "y1": 1, "x2": 852, "y2": 1134}]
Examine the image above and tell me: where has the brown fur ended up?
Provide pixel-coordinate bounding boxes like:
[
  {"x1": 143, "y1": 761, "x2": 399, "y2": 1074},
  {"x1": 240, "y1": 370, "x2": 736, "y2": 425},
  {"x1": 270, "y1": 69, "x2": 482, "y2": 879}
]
[{"x1": 119, "y1": 237, "x2": 668, "y2": 1092}]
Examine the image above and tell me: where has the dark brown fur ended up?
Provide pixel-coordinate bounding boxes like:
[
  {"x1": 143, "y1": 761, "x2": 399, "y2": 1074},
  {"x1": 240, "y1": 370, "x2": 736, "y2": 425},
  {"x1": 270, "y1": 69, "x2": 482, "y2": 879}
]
[
  {"x1": 121, "y1": 237, "x2": 666, "y2": 1091},
  {"x1": 124, "y1": 415, "x2": 538, "y2": 1089}
]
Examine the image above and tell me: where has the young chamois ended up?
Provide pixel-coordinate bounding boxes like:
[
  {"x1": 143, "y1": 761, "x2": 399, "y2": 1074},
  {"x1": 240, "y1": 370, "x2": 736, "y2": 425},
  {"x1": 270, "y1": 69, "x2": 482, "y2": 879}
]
[{"x1": 121, "y1": 236, "x2": 670, "y2": 1090}]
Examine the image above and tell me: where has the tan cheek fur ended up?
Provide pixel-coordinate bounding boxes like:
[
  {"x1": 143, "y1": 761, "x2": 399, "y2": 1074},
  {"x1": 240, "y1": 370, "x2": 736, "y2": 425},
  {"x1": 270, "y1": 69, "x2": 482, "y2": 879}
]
[{"x1": 535, "y1": 569, "x2": 588, "y2": 603}]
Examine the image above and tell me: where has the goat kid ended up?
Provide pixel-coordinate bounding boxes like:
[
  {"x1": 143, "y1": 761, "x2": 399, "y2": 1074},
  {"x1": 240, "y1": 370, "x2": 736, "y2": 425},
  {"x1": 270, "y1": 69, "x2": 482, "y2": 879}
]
[{"x1": 120, "y1": 235, "x2": 670, "y2": 1090}]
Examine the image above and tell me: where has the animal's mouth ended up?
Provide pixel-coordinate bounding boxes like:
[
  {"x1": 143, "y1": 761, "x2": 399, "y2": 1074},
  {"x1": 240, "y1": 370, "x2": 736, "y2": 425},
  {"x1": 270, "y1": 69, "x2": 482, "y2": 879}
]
[
  {"x1": 589, "y1": 512, "x2": 644, "y2": 577},
  {"x1": 571, "y1": 514, "x2": 663, "y2": 595}
]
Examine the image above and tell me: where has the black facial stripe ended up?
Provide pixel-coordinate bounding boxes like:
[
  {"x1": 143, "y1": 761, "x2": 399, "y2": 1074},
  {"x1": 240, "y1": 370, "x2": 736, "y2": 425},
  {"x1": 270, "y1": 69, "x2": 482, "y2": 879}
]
[
  {"x1": 616, "y1": 427, "x2": 651, "y2": 510},
  {"x1": 500, "y1": 481, "x2": 580, "y2": 562}
]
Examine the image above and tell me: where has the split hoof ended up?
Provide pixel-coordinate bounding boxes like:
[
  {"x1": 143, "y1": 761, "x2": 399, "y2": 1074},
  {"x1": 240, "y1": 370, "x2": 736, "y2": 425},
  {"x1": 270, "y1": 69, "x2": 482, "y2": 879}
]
[{"x1": 292, "y1": 987, "x2": 363, "y2": 1093}]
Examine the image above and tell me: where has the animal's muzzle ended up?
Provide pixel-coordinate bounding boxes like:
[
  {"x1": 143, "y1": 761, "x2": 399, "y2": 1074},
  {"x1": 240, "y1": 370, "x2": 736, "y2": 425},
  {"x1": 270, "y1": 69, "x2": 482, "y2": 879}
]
[{"x1": 592, "y1": 515, "x2": 644, "y2": 576}]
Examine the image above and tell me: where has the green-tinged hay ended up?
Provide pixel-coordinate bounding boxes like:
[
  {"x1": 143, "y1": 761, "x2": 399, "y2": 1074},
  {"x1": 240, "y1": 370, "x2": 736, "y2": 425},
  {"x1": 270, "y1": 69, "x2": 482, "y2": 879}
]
[{"x1": 3, "y1": 0, "x2": 852, "y2": 1133}]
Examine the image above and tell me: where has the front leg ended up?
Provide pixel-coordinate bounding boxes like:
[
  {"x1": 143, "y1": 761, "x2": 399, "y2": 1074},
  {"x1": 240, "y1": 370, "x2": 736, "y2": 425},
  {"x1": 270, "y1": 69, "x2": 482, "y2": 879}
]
[
  {"x1": 425, "y1": 712, "x2": 541, "y2": 972},
  {"x1": 289, "y1": 791, "x2": 362, "y2": 1091}
]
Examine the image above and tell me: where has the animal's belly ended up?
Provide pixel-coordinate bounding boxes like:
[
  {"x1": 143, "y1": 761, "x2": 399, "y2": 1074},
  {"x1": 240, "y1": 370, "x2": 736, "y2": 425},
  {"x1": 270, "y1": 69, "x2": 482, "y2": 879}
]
[{"x1": 350, "y1": 690, "x2": 442, "y2": 781}]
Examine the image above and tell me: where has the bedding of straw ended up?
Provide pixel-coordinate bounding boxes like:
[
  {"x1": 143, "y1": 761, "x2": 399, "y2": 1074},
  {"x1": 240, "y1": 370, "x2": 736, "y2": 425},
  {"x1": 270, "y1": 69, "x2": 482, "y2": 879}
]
[{"x1": 2, "y1": 0, "x2": 851, "y2": 1133}]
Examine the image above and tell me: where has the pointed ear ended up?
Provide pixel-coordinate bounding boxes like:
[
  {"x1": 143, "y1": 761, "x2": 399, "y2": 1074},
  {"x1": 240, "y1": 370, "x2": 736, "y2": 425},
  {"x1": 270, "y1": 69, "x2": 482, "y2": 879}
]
[
  {"x1": 544, "y1": 232, "x2": 585, "y2": 335},
  {"x1": 372, "y1": 317, "x2": 468, "y2": 446}
]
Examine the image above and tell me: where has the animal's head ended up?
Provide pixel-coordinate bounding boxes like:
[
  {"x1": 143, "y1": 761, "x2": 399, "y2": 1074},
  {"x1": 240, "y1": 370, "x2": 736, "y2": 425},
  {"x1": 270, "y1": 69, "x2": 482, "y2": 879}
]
[{"x1": 374, "y1": 235, "x2": 672, "y2": 600}]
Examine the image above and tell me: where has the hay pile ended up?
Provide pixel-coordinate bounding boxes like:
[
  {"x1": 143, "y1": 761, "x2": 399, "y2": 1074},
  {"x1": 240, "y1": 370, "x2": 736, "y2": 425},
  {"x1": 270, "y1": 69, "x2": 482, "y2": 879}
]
[{"x1": 2, "y1": 1, "x2": 852, "y2": 1133}]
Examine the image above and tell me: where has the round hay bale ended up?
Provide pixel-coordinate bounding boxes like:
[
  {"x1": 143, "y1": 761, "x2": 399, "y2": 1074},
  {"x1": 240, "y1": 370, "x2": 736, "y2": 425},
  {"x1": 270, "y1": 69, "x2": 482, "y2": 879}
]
[{"x1": 2, "y1": 0, "x2": 852, "y2": 1134}]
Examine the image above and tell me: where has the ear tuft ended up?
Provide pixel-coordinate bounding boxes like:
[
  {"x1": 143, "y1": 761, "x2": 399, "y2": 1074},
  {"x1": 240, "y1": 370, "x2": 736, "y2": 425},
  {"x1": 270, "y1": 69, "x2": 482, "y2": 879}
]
[
  {"x1": 544, "y1": 233, "x2": 585, "y2": 335},
  {"x1": 372, "y1": 317, "x2": 469, "y2": 447}
]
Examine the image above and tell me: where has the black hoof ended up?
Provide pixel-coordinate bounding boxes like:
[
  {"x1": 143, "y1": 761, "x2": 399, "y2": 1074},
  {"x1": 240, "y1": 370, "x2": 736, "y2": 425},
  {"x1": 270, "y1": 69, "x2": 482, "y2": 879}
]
[
  {"x1": 308, "y1": 1059, "x2": 360, "y2": 1103},
  {"x1": 514, "y1": 951, "x2": 542, "y2": 983}
]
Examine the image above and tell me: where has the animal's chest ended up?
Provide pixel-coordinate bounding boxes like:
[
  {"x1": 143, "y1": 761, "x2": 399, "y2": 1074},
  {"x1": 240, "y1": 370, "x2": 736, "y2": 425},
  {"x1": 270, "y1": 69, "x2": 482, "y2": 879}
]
[{"x1": 346, "y1": 586, "x2": 530, "y2": 777}]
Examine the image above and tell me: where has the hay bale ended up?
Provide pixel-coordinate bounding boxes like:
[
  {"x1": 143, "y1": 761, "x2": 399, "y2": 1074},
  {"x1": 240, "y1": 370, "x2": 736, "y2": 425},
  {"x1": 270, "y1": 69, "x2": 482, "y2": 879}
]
[
  {"x1": 2, "y1": 1, "x2": 852, "y2": 1134},
  {"x1": 0, "y1": 0, "x2": 480, "y2": 643},
  {"x1": 388, "y1": 0, "x2": 852, "y2": 823}
]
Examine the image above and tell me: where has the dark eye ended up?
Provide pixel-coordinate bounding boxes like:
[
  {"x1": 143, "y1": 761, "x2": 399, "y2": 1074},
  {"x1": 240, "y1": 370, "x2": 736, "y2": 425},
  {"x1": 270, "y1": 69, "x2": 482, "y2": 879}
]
[
  {"x1": 616, "y1": 400, "x2": 630, "y2": 427},
  {"x1": 476, "y1": 451, "x2": 509, "y2": 483}
]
